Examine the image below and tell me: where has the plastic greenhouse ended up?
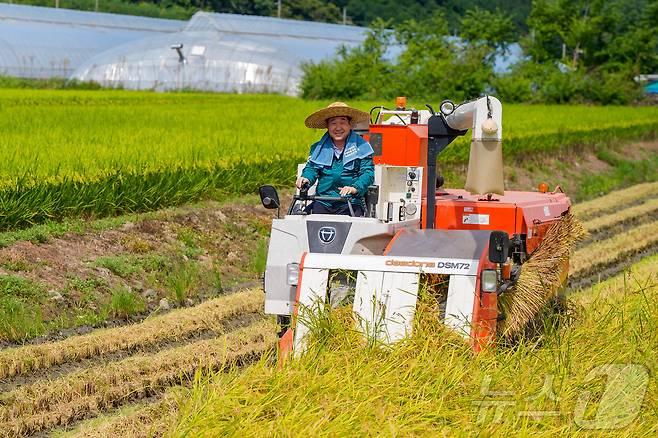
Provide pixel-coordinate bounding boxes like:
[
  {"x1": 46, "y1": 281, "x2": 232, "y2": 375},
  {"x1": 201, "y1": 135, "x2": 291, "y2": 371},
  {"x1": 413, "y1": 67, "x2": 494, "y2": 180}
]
[
  {"x1": 0, "y1": 4, "x2": 368, "y2": 95},
  {"x1": 72, "y1": 12, "x2": 368, "y2": 94},
  {"x1": 0, "y1": 3, "x2": 182, "y2": 78}
]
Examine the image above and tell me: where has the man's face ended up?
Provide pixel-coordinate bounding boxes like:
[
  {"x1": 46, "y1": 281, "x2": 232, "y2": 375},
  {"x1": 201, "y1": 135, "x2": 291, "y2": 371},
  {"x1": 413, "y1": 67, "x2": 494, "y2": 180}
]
[{"x1": 327, "y1": 116, "x2": 351, "y2": 144}]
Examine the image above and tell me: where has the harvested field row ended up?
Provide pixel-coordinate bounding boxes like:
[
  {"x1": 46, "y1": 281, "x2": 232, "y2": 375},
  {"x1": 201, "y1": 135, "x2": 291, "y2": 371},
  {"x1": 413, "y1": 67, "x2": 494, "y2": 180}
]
[
  {"x1": 57, "y1": 391, "x2": 179, "y2": 438},
  {"x1": 0, "y1": 313, "x2": 264, "y2": 395},
  {"x1": 570, "y1": 219, "x2": 658, "y2": 278},
  {"x1": 575, "y1": 253, "x2": 658, "y2": 306},
  {"x1": 580, "y1": 197, "x2": 658, "y2": 234},
  {"x1": 572, "y1": 181, "x2": 658, "y2": 219},
  {"x1": 0, "y1": 319, "x2": 275, "y2": 437},
  {"x1": 0, "y1": 288, "x2": 264, "y2": 380}
]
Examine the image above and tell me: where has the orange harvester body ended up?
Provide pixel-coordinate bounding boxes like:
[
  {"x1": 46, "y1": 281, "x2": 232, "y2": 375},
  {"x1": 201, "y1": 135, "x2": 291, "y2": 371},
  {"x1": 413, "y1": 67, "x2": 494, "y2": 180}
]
[
  {"x1": 267, "y1": 99, "x2": 574, "y2": 361},
  {"x1": 365, "y1": 122, "x2": 571, "y2": 347}
]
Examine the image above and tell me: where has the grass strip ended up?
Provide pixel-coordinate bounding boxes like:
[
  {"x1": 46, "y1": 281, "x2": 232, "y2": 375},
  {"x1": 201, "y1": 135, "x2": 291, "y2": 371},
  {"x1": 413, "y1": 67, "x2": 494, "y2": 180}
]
[
  {"x1": 166, "y1": 258, "x2": 658, "y2": 436},
  {"x1": 570, "y1": 220, "x2": 658, "y2": 276},
  {"x1": 572, "y1": 181, "x2": 658, "y2": 219},
  {"x1": 580, "y1": 198, "x2": 658, "y2": 233},
  {"x1": 0, "y1": 319, "x2": 275, "y2": 436},
  {"x1": 0, "y1": 288, "x2": 264, "y2": 380}
]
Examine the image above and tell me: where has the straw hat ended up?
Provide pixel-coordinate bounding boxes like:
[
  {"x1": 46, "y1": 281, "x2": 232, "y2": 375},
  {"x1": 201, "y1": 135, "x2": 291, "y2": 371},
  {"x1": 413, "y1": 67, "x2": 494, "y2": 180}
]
[{"x1": 304, "y1": 102, "x2": 370, "y2": 129}]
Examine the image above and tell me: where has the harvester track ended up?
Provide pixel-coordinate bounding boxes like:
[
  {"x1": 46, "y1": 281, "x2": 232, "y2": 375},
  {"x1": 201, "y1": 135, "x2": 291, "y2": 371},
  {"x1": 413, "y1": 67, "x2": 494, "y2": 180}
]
[
  {"x1": 578, "y1": 201, "x2": 658, "y2": 245},
  {"x1": 568, "y1": 244, "x2": 658, "y2": 290},
  {"x1": 570, "y1": 219, "x2": 658, "y2": 279},
  {"x1": 0, "y1": 289, "x2": 264, "y2": 381},
  {"x1": 570, "y1": 192, "x2": 658, "y2": 289},
  {"x1": 572, "y1": 181, "x2": 658, "y2": 220}
]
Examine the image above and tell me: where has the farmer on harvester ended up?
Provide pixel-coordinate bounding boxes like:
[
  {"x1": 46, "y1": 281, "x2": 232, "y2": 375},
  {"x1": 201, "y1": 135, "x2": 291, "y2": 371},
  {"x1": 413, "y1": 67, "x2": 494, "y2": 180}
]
[{"x1": 296, "y1": 102, "x2": 375, "y2": 217}]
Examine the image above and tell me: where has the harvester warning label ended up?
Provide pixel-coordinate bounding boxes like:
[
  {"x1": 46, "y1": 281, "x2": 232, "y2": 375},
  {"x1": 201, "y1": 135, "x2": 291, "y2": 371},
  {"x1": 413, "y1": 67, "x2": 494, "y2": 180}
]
[{"x1": 462, "y1": 214, "x2": 490, "y2": 225}]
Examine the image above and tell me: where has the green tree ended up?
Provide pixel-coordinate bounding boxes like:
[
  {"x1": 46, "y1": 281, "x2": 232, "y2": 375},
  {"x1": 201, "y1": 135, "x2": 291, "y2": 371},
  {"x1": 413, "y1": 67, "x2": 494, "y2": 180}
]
[
  {"x1": 524, "y1": 0, "x2": 657, "y2": 73},
  {"x1": 281, "y1": 0, "x2": 343, "y2": 23},
  {"x1": 300, "y1": 19, "x2": 393, "y2": 99},
  {"x1": 459, "y1": 7, "x2": 516, "y2": 52}
]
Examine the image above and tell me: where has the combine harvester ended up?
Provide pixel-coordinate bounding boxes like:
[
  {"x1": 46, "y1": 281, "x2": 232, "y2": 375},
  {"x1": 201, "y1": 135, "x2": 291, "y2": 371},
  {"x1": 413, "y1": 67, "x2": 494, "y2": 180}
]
[{"x1": 259, "y1": 96, "x2": 583, "y2": 357}]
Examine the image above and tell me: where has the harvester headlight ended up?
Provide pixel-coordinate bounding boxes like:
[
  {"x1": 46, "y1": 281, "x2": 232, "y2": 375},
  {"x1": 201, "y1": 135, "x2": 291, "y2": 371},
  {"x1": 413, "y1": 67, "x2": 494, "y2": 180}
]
[
  {"x1": 481, "y1": 269, "x2": 498, "y2": 292},
  {"x1": 286, "y1": 263, "x2": 300, "y2": 286}
]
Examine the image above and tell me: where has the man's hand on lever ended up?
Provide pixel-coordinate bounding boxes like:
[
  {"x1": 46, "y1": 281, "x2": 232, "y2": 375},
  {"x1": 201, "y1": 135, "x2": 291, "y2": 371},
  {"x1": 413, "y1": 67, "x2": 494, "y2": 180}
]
[
  {"x1": 339, "y1": 186, "x2": 357, "y2": 197},
  {"x1": 296, "y1": 177, "x2": 310, "y2": 189}
]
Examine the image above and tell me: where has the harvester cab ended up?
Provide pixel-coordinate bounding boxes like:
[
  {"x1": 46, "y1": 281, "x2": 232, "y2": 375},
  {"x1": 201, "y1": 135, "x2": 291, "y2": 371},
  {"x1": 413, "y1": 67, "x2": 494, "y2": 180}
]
[{"x1": 259, "y1": 96, "x2": 576, "y2": 357}]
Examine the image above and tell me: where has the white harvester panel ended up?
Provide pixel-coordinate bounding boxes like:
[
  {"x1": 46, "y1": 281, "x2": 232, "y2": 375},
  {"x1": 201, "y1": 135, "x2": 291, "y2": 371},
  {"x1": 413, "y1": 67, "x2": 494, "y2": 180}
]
[
  {"x1": 353, "y1": 271, "x2": 419, "y2": 343},
  {"x1": 295, "y1": 164, "x2": 423, "y2": 223},
  {"x1": 374, "y1": 165, "x2": 423, "y2": 223},
  {"x1": 292, "y1": 253, "x2": 479, "y2": 354}
]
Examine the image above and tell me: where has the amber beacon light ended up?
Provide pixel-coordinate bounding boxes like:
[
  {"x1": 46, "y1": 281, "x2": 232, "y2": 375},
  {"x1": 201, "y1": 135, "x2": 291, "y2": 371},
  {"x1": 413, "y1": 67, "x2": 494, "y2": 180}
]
[{"x1": 395, "y1": 96, "x2": 407, "y2": 110}]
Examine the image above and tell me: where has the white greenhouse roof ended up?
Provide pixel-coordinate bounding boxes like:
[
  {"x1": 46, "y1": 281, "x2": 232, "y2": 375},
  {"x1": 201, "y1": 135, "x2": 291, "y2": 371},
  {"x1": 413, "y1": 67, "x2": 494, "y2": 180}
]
[
  {"x1": 0, "y1": 3, "x2": 183, "y2": 78},
  {"x1": 0, "y1": 4, "x2": 369, "y2": 94}
]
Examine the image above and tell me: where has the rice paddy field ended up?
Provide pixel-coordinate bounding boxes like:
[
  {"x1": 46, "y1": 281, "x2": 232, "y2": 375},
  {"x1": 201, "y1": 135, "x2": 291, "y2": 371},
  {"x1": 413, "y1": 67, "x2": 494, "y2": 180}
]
[
  {"x1": 0, "y1": 181, "x2": 653, "y2": 437},
  {"x1": 0, "y1": 88, "x2": 657, "y2": 436},
  {"x1": 1, "y1": 90, "x2": 657, "y2": 229}
]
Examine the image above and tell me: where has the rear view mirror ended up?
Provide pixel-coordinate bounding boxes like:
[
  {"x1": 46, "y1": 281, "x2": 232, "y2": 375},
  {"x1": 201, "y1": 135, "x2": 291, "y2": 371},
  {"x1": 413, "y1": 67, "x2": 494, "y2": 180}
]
[
  {"x1": 488, "y1": 231, "x2": 509, "y2": 264},
  {"x1": 259, "y1": 185, "x2": 280, "y2": 210}
]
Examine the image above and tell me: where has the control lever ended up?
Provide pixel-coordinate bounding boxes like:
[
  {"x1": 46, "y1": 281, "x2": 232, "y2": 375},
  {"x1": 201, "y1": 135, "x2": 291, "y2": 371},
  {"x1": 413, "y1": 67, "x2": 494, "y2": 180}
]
[
  {"x1": 365, "y1": 185, "x2": 379, "y2": 218},
  {"x1": 299, "y1": 182, "x2": 310, "y2": 200}
]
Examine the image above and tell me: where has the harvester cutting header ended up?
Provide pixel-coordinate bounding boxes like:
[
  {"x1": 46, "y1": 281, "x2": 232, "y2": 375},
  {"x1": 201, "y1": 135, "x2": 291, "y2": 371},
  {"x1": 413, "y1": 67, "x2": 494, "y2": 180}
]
[{"x1": 259, "y1": 96, "x2": 583, "y2": 357}]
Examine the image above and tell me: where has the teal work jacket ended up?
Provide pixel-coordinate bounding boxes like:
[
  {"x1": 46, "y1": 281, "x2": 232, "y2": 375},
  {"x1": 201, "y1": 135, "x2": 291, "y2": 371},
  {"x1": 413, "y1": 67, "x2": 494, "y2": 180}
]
[{"x1": 301, "y1": 131, "x2": 375, "y2": 208}]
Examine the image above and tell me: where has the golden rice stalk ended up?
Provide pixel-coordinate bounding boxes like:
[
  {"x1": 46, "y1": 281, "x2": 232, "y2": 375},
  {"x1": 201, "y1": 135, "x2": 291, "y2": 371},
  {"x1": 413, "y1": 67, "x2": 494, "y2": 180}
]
[
  {"x1": 498, "y1": 213, "x2": 587, "y2": 338},
  {"x1": 65, "y1": 392, "x2": 179, "y2": 438},
  {"x1": 581, "y1": 198, "x2": 658, "y2": 234},
  {"x1": 0, "y1": 320, "x2": 275, "y2": 437},
  {"x1": 0, "y1": 288, "x2": 264, "y2": 380},
  {"x1": 572, "y1": 181, "x2": 658, "y2": 219},
  {"x1": 570, "y1": 219, "x2": 658, "y2": 277}
]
